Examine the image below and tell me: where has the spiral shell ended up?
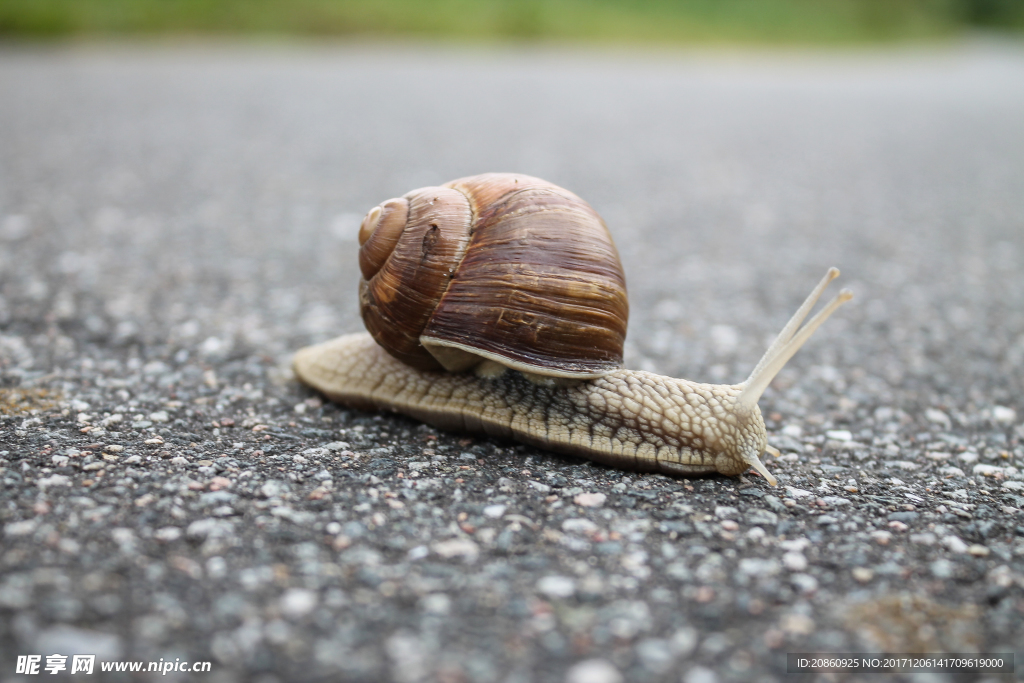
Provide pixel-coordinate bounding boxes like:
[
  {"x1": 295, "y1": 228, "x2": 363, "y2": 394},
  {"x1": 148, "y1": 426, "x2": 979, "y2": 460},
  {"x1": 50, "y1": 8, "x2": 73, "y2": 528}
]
[{"x1": 357, "y1": 173, "x2": 628, "y2": 378}]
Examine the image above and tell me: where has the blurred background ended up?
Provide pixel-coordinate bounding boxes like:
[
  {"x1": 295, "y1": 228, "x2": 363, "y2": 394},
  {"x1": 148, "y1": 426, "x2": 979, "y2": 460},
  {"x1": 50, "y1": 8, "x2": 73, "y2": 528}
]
[{"x1": 1, "y1": 0, "x2": 1022, "y2": 44}]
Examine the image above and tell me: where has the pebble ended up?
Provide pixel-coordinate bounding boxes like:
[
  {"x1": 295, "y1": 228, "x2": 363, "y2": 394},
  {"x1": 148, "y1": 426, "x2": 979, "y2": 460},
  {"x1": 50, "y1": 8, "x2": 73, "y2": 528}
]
[
  {"x1": 681, "y1": 667, "x2": 719, "y2": 683},
  {"x1": 851, "y1": 567, "x2": 874, "y2": 583},
  {"x1": 925, "y1": 408, "x2": 952, "y2": 428},
  {"x1": 431, "y1": 538, "x2": 479, "y2": 561},
  {"x1": 942, "y1": 536, "x2": 969, "y2": 554},
  {"x1": 34, "y1": 625, "x2": 122, "y2": 660},
  {"x1": 782, "y1": 552, "x2": 808, "y2": 572},
  {"x1": 483, "y1": 504, "x2": 507, "y2": 518},
  {"x1": 537, "y1": 575, "x2": 576, "y2": 599},
  {"x1": 4, "y1": 519, "x2": 39, "y2": 537},
  {"x1": 871, "y1": 531, "x2": 892, "y2": 545},
  {"x1": 154, "y1": 527, "x2": 182, "y2": 542},
  {"x1": 791, "y1": 573, "x2": 819, "y2": 594},
  {"x1": 991, "y1": 406, "x2": 1017, "y2": 424},
  {"x1": 280, "y1": 588, "x2": 318, "y2": 619},
  {"x1": 931, "y1": 559, "x2": 956, "y2": 579},
  {"x1": 635, "y1": 638, "x2": 674, "y2": 673},
  {"x1": 573, "y1": 492, "x2": 606, "y2": 507},
  {"x1": 909, "y1": 532, "x2": 936, "y2": 545},
  {"x1": 714, "y1": 506, "x2": 739, "y2": 519},
  {"x1": 565, "y1": 659, "x2": 623, "y2": 683}
]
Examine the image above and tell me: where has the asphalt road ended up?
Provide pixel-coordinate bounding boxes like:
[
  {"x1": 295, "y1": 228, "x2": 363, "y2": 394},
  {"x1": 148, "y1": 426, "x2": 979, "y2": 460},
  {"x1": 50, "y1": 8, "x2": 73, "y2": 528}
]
[{"x1": 1, "y1": 41, "x2": 1024, "y2": 682}]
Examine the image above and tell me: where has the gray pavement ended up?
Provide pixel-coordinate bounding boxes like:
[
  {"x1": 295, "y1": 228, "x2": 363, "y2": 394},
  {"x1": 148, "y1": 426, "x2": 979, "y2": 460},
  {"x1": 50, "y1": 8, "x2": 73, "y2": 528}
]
[{"x1": 1, "y1": 41, "x2": 1024, "y2": 682}]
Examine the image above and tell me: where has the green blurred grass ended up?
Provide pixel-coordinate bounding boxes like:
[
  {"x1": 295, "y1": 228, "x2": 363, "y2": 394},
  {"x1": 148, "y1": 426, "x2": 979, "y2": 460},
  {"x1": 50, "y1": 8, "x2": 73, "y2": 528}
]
[{"x1": 0, "y1": 0, "x2": 1022, "y2": 43}]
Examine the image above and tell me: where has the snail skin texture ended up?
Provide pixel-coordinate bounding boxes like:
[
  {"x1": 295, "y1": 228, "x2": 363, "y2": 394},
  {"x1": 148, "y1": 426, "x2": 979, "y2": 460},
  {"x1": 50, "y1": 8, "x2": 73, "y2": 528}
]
[{"x1": 294, "y1": 174, "x2": 852, "y2": 486}]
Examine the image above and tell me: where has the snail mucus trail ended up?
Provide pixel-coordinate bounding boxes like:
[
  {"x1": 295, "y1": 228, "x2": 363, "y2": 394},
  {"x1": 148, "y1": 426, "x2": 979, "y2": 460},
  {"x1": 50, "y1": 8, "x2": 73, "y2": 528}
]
[{"x1": 293, "y1": 173, "x2": 852, "y2": 486}]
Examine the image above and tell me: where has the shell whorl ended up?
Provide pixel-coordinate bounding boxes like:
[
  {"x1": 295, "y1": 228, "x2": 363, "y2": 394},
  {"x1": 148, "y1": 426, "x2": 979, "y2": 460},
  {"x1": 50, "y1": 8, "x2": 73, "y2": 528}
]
[{"x1": 357, "y1": 173, "x2": 629, "y2": 378}]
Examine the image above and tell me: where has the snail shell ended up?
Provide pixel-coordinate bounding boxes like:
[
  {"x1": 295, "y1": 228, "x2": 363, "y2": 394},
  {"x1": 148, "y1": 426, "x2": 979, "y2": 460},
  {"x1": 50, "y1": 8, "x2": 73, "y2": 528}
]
[{"x1": 357, "y1": 173, "x2": 628, "y2": 378}]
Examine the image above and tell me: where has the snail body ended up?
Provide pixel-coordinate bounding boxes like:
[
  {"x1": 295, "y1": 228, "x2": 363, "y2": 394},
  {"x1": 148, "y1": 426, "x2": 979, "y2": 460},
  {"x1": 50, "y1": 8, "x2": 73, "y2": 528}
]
[{"x1": 294, "y1": 174, "x2": 852, "y2": 486}]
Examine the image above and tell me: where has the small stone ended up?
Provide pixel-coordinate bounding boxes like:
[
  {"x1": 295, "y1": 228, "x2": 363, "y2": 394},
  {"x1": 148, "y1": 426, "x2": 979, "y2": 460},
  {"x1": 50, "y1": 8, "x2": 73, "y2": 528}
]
[
  {"x1": 825, "y1": 430, "x2": 852, "y2": 442},
  {"x1": 34, "y1": 625, "x2": 122, "y2": 661},
  {"x1": 909, "y1": 532, "x2": 937, "y2": 545},
  {"x1": 967, "y1": 544, "x2": 990, "y2": 557},
  {"x1": 537, "y1": 575, "x2": 576, "y2": 599},
  {"x1": 871, "y1": 531, "x2": 892, "y2": 545},
  {"x1": 790, "y1": 573, "x2": 818, "y2": 594},
  {"x1": 670, "y1": 627, "x2": 699, "y2": 657},
  {"x1": 925, "y1": 408, "x2": 951, "y2": 428},
  {"x1": 683, "y1": 666, "x2": 719, "y2": 683},
  {"x1": 738, "y1": 557, "x2": 780, "y2": 576},
  {"x1": 209, "y1": 476, "x2": 232, "y2": 490},
  {"x1": 942, "y1": 536, "x2": 969, "y2": 553},
  {"x1": 431, "y1": 538, "x2": 479, "y2": 561},
  {"x1": 887, "y1": 511, "x2": 918, "y2": 523},
  {"x1": 992, "y1": 406, "x2": 1016, "y2": 424},
  {"x1": 714, "y1": 506, "x2": 739, "y2": 519},
  {"x1": 148, "y1": 411, "x2": 170, "y2": 423},
  {"x1": 186, "y1": 518, "x2": 234, "y2": 540},
  {"x1": 574, "y1": 492, "x2": 606, "y2": 507},
  {"x1": 987, "y1": 565, "x2": 1016, "y2": 589},
  {"x1": 851, "y1": 567, "x2": 873, "y2": 583},
  {"x1": 37, "y1": 474, "x2": 71, "y2": 489},
  {"x1": 930, "y1": 559, "x2": 955, "y2": 579},
  {"x1": 780, "y1": 613, "x2": 815, "y2": 636},
  {"x1": 420, "y1": 593, "x2": 451, "y2": 615},
  {"x1": 483, "y1": 504, "x2": 507, "y2": 519},
  {"x1": 565, "y1": 659, "x2": 623, "y2": 683},
  {"x1": 973, "y1": 464, "x2": 1010, "y2": 478},
  {"x1": 635, "y1": 638, "x2": 674, "y2": 673},
  {"x1": 154, "y1": 527, "x2": 182, "y2": 542},
  {"x1": 562, "y1": 518, "x2": 599, "y2": 535},
  {"x1": 279, "y1": 588, "x2": 318, "y2": 619},
  {"x1": 745, "y1": 509, "x2": 779, "y2": 526},
  {"x1": 782, "y1": 552, "x2": 807, "y2": 571},
  {"x1": 4, "y1": 519, "x2": 39, "y2": 537}
]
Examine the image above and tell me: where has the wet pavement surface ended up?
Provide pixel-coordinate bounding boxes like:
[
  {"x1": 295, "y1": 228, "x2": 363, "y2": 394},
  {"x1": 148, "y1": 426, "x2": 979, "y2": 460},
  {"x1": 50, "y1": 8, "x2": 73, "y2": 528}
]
[{"x1": 1, "y1": 42, "x2": 1024, "y2": 682}]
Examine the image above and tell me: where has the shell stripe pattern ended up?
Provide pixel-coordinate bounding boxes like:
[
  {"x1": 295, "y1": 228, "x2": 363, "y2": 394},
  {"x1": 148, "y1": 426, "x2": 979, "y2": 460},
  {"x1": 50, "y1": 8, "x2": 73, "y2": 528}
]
[
  {"x1": 293, "y1": 333, "x2": 764, "y2": 477},
  {"x1": 359, "y1": 188, "x2": 474, "y2": 370},
  {"x1": 359, "y1": 173, "x2": 628, "y2": 377}
]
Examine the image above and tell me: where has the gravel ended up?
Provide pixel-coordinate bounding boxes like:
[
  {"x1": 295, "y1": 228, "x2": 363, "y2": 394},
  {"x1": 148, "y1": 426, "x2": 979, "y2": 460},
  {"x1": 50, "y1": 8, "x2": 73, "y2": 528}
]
[{"x1": 1, "y1": 41, "x2": 1024, "y2": 682}]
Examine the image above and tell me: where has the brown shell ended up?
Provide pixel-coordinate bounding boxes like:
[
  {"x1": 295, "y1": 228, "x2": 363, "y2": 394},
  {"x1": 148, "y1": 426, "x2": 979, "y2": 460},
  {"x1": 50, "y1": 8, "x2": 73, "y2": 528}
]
[{"x1": 357, "y1": 173, "x2": 628, "y2": 378}]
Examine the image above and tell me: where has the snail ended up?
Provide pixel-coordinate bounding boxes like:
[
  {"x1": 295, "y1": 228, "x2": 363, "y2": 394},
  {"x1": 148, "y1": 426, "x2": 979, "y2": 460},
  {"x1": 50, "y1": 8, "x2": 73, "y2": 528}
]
[{"x1": 293, "y1": 173, "x2": 852, "y2": 486}]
